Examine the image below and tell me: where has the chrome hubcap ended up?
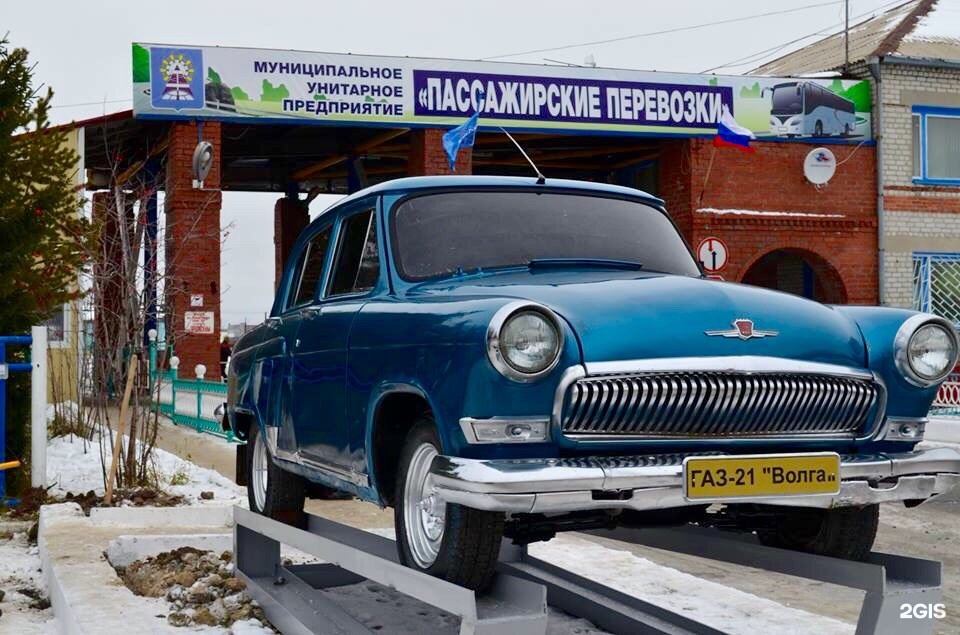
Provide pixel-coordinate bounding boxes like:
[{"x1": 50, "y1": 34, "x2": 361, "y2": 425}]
[
  {"x1": 403, "y1": 443, "x2": 445, "y2": 568},
  {"x1": 252, "y1": 430, "x2": 269, "y2": 512}
]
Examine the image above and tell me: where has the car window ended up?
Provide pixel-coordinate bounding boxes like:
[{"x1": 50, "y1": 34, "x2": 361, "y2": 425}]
[
  {"x1": 289, "y1": 226, "x2": 332, "y2": 308},
  {"x1": 328, "y1": 208, "x2": 379, "y2": 297},
  {"x1": 392, "y1": 191, "x2": 700, "y2": 281}
]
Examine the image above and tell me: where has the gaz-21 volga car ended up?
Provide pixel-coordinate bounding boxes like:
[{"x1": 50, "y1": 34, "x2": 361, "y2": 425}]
[{"x1": 224, "y1": 175, "x2": 960, "y2": 591}]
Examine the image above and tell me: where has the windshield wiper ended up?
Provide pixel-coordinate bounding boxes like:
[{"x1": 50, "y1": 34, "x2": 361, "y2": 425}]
[{"x1": 527, "y1": 258, "x2": 644, "y2": 270}]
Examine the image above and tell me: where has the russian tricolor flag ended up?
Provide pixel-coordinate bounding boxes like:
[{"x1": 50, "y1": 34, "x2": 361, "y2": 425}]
[{"x1": 713, "y1": 105, "x2": 755, "y2": 153}]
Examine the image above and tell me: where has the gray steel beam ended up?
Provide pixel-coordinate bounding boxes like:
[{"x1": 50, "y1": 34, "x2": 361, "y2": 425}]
[
  {"x1": 595, "y1": 525, "x2": 942, "y2": 635},
  {"x1": 233, "y1": 506, "x2": 942, "y2": 635},
  {"x1": 233, "y1": 507, "x2": 547, "y2": 635}
]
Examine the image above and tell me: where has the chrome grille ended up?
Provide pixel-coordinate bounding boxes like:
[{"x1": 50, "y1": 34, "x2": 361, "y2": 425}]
[{"x1": 560, "y1": 371, "x2": 883, "y2": 439}]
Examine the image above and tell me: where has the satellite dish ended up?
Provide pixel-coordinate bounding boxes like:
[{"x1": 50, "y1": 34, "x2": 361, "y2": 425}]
[
  {"x1": 192, "y1": 141, "x2": 214, "y2": 186},
  {"x1": 803, "y1": 147, "x2": 836, "y2": 185}
]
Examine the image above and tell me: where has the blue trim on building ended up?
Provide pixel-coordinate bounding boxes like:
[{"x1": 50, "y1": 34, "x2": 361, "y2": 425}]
[
  {"x1": 133, "y1": 113, "x2": 872, "y2": 145},
  {"x1": 910, "y1": 105, "x2": 960, "y2": 186}
]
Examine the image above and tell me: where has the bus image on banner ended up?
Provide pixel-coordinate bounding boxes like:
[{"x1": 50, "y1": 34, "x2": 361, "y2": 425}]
[{"x1": 766, "y1": 81, "x2": 856, "y2": 138}]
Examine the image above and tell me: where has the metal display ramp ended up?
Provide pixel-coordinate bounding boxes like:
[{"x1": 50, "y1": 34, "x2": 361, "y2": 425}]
[{"x1": 233, "y1": 507, "x2": 943, "y2": 635}]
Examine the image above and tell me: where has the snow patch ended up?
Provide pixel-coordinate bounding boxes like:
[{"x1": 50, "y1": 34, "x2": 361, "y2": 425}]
[
  {"x1": 0, "y1": 530, "x2": 57, "y2": 633},
  {"x1": 905, "y1": 1, "x2": 960, "y2": 43},
  {"x1": 697, "y1": 207, "x2": 846, "y2": 218},
  {"x1": 529, "y1": 534, "x2": 853, "y2": 634},
  {"x1": 45, "y1": 433, "x2": 246, "y2": 507}
]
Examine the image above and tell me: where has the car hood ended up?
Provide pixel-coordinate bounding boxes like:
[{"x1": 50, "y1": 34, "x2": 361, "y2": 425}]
[{"x1": 408, "y1": 270, "x2": 867, "y2": 367}]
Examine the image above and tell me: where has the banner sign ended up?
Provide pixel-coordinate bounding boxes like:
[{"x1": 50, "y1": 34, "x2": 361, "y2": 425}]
[{"x1": 132, "y1": 43, "x2": 872, "y2": 141}]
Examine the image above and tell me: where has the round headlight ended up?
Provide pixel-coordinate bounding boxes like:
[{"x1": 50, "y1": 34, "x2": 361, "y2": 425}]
[
  {"x1": 895, "y1": 315, "x2": 959, "y2": 386},
  {"x1": 488, "y1": 303, "x2": 563, "y2": 381},
  {"x1": 908, "y1": 323, "x2": 957, "y2": 381}
]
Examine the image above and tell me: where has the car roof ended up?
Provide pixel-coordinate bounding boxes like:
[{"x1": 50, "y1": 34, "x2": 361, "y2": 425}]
[{"x1": 307, "y1": 175, "x2": 665, "y2": 225}]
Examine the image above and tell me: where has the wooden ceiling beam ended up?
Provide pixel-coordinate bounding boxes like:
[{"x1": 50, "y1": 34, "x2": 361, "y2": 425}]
[{"x1": 292, "y1": 128, "x2": 409, "y2": 181}]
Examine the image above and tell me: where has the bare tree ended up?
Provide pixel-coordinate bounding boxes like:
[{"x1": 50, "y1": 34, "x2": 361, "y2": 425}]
[{"x1": 53, "y1": 135, "x2": 225, "y2": 496}]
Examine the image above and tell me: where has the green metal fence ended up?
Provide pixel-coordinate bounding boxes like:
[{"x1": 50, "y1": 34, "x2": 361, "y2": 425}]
[{"x1": 150, "y1": 336, "x2": 240, "y2": 442}]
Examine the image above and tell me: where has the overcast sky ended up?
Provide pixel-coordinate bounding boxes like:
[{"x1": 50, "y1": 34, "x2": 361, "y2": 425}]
[{"x1": 7, "y1": 0, "x2": 903, "y2": 325}]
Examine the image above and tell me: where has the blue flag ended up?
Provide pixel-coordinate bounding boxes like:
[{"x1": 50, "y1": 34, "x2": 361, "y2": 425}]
[{"x1": 442, "y1": 111, "x2": 480, "y2": 172}]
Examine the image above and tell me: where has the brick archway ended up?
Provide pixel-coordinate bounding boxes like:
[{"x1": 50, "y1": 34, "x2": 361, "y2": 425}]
[{"x1": 741, "y1": 247, "x2": 847, "y2": 304}]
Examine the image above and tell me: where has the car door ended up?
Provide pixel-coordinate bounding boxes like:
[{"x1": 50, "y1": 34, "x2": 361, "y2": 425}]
[
  {"x1": 292, "y1": 203, "x2": 382, "y2": 482},
  {"x1": 267, "y1": 223, "x2": 334, "y2": 458}
]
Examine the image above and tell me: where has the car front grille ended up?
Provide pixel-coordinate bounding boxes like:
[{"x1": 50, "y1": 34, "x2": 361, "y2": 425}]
[{"x1": 560, "y1": 371, "x2": 883, "y2": 439}]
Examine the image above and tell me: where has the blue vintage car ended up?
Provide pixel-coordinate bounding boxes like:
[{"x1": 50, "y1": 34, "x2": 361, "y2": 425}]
[{"x1": 225, "y1": 175, "x2": 960, "y2": 591}]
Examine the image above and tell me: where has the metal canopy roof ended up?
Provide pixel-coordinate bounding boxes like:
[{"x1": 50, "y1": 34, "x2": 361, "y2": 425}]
[{"x1": 73, "y1": 112, "x2": 662, "y2": 194}]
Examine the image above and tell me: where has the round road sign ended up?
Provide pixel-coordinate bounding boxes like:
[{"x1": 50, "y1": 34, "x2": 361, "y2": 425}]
[{"x1": 697, "y1": 237, "x2": 728, "y2": 273}]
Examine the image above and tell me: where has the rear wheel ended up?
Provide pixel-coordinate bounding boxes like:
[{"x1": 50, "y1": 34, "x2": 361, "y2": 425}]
[
  {"x1": 758, "y1": 504, "x2": 879, "y2": 561},
  {"x1": 247, "y1": 424, "x2": 306, "y2": 527},
  {"x1": 394, "y1": 419, "x2": 505, "y2": 591}
]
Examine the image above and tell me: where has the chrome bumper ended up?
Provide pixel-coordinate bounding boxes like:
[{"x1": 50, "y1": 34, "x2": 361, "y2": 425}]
[{"x1": 428, "y1": 448, "x2": 960, "y2": 514}]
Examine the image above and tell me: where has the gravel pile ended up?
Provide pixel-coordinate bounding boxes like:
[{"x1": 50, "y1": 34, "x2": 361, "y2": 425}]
[{"x1": 115, "y1": 546, "x2": 272, "y2": 630}]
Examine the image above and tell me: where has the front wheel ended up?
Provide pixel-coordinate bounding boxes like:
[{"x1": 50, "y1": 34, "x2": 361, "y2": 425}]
[
  {"x1": 247, "y1": 424, "x2": 306, "y2": 527},
  {"x1": 757, "y1": 504, "x2": 879, "y2": 561},
  {"x1": 394, "y1": 419, "x2": 504, "y2": 591}
]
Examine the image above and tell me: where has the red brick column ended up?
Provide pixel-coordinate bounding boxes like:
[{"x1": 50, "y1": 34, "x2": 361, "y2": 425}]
[
  {"x1": 274, "y1": 197, "x2": 310, "y2": 289},
  {"x1": 408, "y1": 128, "x2": 471, "y2": 175},
  {"x1": 164, "y1": 121, "x2": 222, "y2": 376}
]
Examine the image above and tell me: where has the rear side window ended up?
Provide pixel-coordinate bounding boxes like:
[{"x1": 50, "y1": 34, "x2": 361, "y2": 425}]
[
  {"x1": 329, "y1": 209, "x2": 379, "y2": 296},
  {"x1": 289, "y1": 227, "x2": 332, "y2": 308}
]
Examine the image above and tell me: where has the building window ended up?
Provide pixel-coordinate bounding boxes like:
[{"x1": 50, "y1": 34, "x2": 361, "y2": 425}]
[
  {"x1": 43, "y1": 303, "x2": 69, "y2": 348},
  {"x1": 912, "y1": 106, "x2": 960, "y2": 185},
  {"x1": 913, "y1": 252, "x2": 960, "y2": 326}
]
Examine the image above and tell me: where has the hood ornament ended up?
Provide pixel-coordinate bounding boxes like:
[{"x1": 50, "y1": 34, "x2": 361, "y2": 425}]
[{"x1": 706, "y1": 318, "x2": 778, "y2": 340}]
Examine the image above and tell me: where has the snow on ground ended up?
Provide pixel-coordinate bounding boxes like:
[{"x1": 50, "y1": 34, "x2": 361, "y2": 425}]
[
  {"x1": 0, "y1": 528, "x2": 57, "y2": 634},
  {"x1": 530, "y1": 534, "x2": 853, "y2": 635},
  {"x1": 45, "y1": 433, "x2": 246, "y2": 507},
  {"x1": 365, "y1": 528, "x2": 850, "y2": 633}
]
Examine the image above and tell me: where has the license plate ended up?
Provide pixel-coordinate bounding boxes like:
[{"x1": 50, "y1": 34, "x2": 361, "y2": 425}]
[{"x1": 683, "y1": 453, "x2": 841, "y2": 501}]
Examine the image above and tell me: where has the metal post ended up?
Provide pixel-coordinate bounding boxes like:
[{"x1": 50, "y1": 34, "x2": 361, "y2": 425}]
[
  {"x1": 169, "y1": 356, "x2": 179, "y2": 424},
  {"x1": 0, "y1": 342, "x2": 6, "y2": 500},
  {"x1": 844, "y1": 0, "x2": 850, "y2": 70},
  {"x1": 143, "y1": 162, "x2": 159, "y2": 347},
  {"x1": 195, "y1": 364, "x2": 205, "y2": 432},
  {"x1": 147, "y1": 329, "x2": 158, "y2": 384},
  {"x1": 31, "y1": 326, "x2": 47, "y2": 489}
]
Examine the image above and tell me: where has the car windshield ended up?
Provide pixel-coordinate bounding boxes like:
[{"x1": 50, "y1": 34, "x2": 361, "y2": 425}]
[
  {"x1": 771, "y1": 85, "x2": 802, "y2": 115},
  {"x1": 391, "y1": 190, "x2": 700, "y2": 281}
]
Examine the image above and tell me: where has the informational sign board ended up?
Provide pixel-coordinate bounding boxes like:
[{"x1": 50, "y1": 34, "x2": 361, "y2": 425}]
[
  {"x1": 190, "y1": 293, "x2": 204, "y2": 307},
  {"x1": 698, "y1": 237, "x2": 729, "y2": 273},
  {"x1": 132, "y1": 43, "x2": 872, "y2": 141},
  {"x1": 184, "y1": 311, "x2": 215, "y2": 335}
]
